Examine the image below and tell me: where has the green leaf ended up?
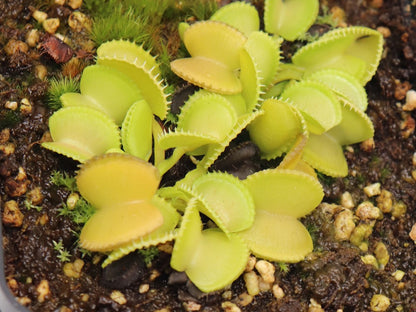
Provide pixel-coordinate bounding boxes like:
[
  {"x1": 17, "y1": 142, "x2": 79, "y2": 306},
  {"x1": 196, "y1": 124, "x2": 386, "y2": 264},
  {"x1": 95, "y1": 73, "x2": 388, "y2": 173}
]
[
  {"x1": 264, "y1": 0, "x2": 319, "y2": 41},
  {"x1": 239, "y1": 48, "x2": 262, "y2": 112},
  {"x1": 102, "y1": 195, "x2": 180, "y2": 267},
  {"x1": 327, "y1": 99, "x2": 374, "y2": 145},
  {"x1": 76, "y1": 154, "x2": 163, "y2": 251},
  {"x1": 98, "y1": 53, "x2": 168, "y2": 120},
  {"x1": 192, "y1": 172, "x2": 255, "y2": 233},
  {"x1": 281, "y1": 80, "x2": 342, "y2": 134},
  {"x1": 97, "y1": 39, "x2": 160, "y2": 76},
  {"x1": 80, "y1": 65, "x2": 143, "y2": 125},
  {"x1": 240, "y1": 211, "x2": 313, "y2": 262},
  {"x1": 244, "y1": 169, "x2": 323, "y2": 218},
  {"x1": 248, "y1": 98, "x2": 305, "y2": 159},
  {"x1": 121, "y1": 99, "x2": 153, "y2": 161},
  {"x1": 186, "y1": 228, "x2": 249, "y2": 292},
  {"x1": 307, "y1": 69, "x2": 368, "y2": 111},
  {"x1": 60, "y1": 92, "x2": 103, "y2": 112},
  {"x1": 41, "y1": 106, "x2": 121, "y2": 163},
  {"x1": 170, "y1": 199, "x2": 202, "y2": 272},
  {"x1": 210, "y1": 1, "x2": 259, "y2": 36},
  {"x1": 244, "y1": 31, "x2": 281, "y2": 87},
  {"x1": 177, "y1": 91, "x2": 238, "y2": 143},
  {"x1": 292, "y1": 26, "x2": 383, "y2": 85},
  {"x1": 170, "y1": 21, "x2": 247, "y2": 94},
  {"x1": 171, "y1": 201, "x2": 249, "y2": 292},
  {"x1": 302, "y1": 132, "x2": 348, "y2": 177}
]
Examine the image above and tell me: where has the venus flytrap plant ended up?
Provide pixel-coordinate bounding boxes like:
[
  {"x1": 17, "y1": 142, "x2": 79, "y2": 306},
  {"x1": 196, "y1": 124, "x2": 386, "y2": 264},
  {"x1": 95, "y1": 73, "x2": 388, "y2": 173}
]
[{"x1": 41, "y1": 0, "x2": 385, "y2": 295}]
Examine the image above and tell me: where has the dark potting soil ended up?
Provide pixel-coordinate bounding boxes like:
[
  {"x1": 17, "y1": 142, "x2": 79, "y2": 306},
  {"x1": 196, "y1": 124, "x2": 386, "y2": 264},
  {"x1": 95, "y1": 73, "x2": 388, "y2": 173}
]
[{"x1": 1, "y1": 0, "x2": 415, "y2": 311}]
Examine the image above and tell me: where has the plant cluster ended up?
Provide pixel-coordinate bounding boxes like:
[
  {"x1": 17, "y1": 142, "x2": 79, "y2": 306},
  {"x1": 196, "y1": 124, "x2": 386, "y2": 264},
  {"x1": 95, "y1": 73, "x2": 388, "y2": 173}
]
[{"x1": 42, "y1": 0, "x2": 383, "y2": 292}]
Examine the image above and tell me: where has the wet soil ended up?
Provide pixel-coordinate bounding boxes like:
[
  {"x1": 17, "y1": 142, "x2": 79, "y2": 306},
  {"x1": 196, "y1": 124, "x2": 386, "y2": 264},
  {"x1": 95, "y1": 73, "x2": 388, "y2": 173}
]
[{"x1": 1, "y1": 0, "x2": 416, "y2": 311}]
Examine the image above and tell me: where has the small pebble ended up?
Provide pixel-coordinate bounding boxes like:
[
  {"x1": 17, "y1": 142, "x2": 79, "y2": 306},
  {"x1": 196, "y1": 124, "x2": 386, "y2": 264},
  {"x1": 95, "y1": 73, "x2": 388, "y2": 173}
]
[
  {"x1": 340, "y1": 191, "x2": 355, "y2": 209},
  {"x1": 355, "y1": 201, "x2": 382, "y2": 221},
  {"x1": 36, "y1": 280, "x2": 50, "y2": 303},
  {"x1": 409, "y1": 223, "x2": 416, "y2": 242},
  {"x1": 272, "y1": 284, "x2": 285, "y2": 299},
  {"x1": 139, "y1": 284, "x2": 149, "y2": 294},
  {"x1": 244, "y1": 271, "x2": 259, "y2": 296},
  {"x1": 237, "y1": 292, "x2": 253, "y2": 306},
  {"x1": 221, "y1": 301, "x2": 241, "y2": 312},
  {"x1": 43, "y1": 18, "x2": 60, "y2": 34},
  {"x1": 360, "y1": 138, "x2": 375, "y2": 152},
  {"x1": 334, "y1": 209, "x2": 356, "y2": 241},
  {"x1": 376, "y1": 26, "x2": 391, "y2": 38},
  {"x1": 374, "y1": 242, "x2": 389, "y2": 268},
  {"x1": 370, "y1": 294, "x2": 390, "y2": 311},
  {"x1": 376, "y1": 190, "x2": 393, "y2": 213},
  {"x1": 403, "y1": 90, "x2": 416, "y2": 111},
  {"x1": 255, "y1": 260, "x2": 275, "y2": 284},
  {"x1": 110, "y1": 290, "x2": 127, "y2": 305},
  {"x1": 32, "y1": 10, "x2": 48, "y2": 23},
  {"x1": 364, "y1": 183, "x2": 381, "y2": 197},
  {"x1": 392, "y1": 270, "x2": 405, "y2": 281}
]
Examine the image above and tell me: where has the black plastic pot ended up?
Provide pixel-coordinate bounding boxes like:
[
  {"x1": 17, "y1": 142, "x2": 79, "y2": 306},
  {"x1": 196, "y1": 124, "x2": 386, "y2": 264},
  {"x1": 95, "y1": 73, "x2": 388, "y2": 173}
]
[{"x1": 0, "y1": 222, "x2": 29, "y2": 312}]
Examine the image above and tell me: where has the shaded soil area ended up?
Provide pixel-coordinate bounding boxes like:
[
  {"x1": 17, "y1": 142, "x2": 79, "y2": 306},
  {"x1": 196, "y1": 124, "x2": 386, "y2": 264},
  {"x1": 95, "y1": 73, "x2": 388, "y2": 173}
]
[{"x1": 1, "y1": 0, "x2": 416, "y2": 311}]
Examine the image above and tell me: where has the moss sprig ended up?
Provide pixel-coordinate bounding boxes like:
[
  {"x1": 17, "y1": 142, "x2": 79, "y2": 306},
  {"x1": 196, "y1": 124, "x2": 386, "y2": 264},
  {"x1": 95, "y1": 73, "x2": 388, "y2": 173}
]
[
  {"x1": 47, "y1": 76, "x2": 79, "y2": 111},
  {"x1": 50, "y1": 170, "x2": 78, "y2": 192}
]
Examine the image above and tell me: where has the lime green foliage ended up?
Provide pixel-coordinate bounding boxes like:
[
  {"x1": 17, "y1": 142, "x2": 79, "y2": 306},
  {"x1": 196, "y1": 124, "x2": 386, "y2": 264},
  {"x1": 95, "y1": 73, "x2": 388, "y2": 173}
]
[
  {"x1": 292, "y1": 26, "x2": 383, "y2": 85},
  {"x1": 47, "y1": 76, "x2": 80, "y2": 110},
  {"x1": 43, "y1": 40, "x2": 169, "y2": 163},
  {"x1": 171, "y1": 21, "x2": 247, "y2": 94},
  {"x1": 97, "y1": 40, "x2": 169, "y2": 120},
  {"x1": 210, "y1": 1, "x2": 259, "y2": 36},
  {"x1": 42, "y1": 0, "x2": 384, "y2": 294},
  {"x1": 41, "y1": 106, "x2": 121, "y2": 162},
  {"x1": 102, "y1": 195, "x2": 180, "y2": 267},
  {"x1": 248, "y1": 99, "x2": 305, "y2": 160},
  {"x1": 264, "y1": 0, "x2": 319, "y2": 41}
]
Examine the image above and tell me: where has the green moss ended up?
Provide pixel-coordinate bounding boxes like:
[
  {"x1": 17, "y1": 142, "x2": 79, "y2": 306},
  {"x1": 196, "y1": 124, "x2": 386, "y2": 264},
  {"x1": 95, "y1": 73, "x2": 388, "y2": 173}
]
[
  {"x1": 315, "y1": 5, "x2": 338, "y2": 28},
  {"x1": 50, "y1": 170, "x2": 78, "y2": 192},
  {"x1": 317, "y1": 171, "x2": 336, "y2": 186},
  {"x1": 24, "y1": 199, "x2": 42, "y2": 212},
  {"x1": 0, "y1": 110, "x2": 20, "y2": 130},
  {"x1": 58, "y1": 197, "x2": 96, "y2": 225},
  {"x1": 89, "y1": 6, "x2": 150, "y2": 47},
  {"x1": 47, "y1": 76, "x2": 80, "y2": 111},
  {"x1": 277, "y1": 262, "x2": 289, "y2": 274},
  {"x1": 53, "y1": 239, "x2": 71, "y2": 263},
  {"x1": 138, "y1": 246, "x2": 159, "y2": 265}
]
